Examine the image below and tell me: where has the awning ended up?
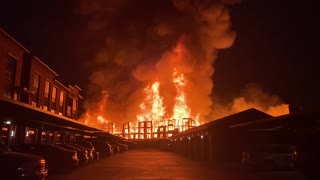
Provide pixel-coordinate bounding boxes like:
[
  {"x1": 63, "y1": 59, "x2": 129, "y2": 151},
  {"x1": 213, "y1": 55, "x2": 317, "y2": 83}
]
[{"x1": 0, "y1": 97, "x2": 117, "y2": 138}]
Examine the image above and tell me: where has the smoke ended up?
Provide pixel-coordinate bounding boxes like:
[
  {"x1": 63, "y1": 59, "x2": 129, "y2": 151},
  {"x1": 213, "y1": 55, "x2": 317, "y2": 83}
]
[
  {"x1": 77, "y1": 0, "x2": 287, "y2": 129},
  {"x1": 210, "y1": 83, "x2": 289, "y2": 121}
]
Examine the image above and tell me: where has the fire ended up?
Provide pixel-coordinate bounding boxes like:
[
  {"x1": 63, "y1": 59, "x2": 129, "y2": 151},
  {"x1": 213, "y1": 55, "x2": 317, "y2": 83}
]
[
  {"x1": 82, "y1": 90, "x2": 109, "y2": 127},
  {"x1": 97, "y1": 116, "x2": 106, "y2": 124},
  {"x1": 82, "y1": 39, "x2": 202, "y2": 137},
  {"x1": 136, "y1": 81, "x2": 165, "y2": 124},
  {"x1": 79, "y1": 1, "x2": 288, "y2": 139},
  {"x1": 172, "y1": 69, "x2": 191, "y2": 122},
  {"x1": 134, "y1": 40, "x2": 200, "y2": 134}
]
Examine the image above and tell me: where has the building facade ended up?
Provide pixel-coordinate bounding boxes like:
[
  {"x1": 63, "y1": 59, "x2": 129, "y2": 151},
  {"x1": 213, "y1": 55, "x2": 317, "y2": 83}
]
[{"x1": 0, "y1": 28, "x2": 87, "y2": 146}]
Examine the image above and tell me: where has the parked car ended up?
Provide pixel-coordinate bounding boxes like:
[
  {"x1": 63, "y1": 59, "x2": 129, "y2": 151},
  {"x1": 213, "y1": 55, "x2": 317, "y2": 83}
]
[
  {"x1": 110, "y1": 141, "x2": 128, "y2": 152},
  {"x1": 55, "y1": 143, "x2": 89, "y2": 166},
  {"x1": 122, "y1": 140, "x2": 137, "y2": 149},
  {"x1": 76, "y1": 141, "x2": 99, "y2": 160},
  {"x1": 114, "y1": 141, "x2": 129, "y2": 152},
  {"x1": 11, "y1": 143, "x2": 79, "y2": 172},
  {"x1": 0, "y1": 141, "x2": 48, "y2": 180},
  {"x1": 68, "y1": 143, "x2": 94, "y2": 161},
  {"x1": 241, "y1": 144, "x2": 297, "y2": 170},
  {"x1": 294, "y1": 132, "x2": 320, "y2": 180},
  {"x1": 90, "y1": 141, "x2": 113, "y2": 158},
  {"x1": 107, "y1": 141, "x2": 120, "y2": 154}
]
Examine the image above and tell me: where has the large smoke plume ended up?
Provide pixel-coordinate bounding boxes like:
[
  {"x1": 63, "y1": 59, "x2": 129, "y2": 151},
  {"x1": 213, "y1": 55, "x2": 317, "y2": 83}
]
[
  {"x1": 210, "y1": 83, "x2": 289, "y2": 120},
  {"x1": 77, "y1": 0, "x2": 286, "y2": 128}
]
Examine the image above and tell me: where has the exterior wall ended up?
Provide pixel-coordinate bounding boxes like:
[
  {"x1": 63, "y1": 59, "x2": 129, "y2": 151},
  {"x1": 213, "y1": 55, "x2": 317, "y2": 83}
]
[
  {"x1": 0, "y1": 28, "x2": 27, "y2": 100},
  {"x1": 21, "y1": 54, "x2": 58, "y2": 109},
  {"x1": 67, "y1": 85, "x2": 82, "y2": 119},
  {"x1": 19, "y1": 52, "x2": 81, "y2": 120},
  {"x1": 53, "y1": 80, "x2": 69, "y2": 116},
  {"x1": 0, "y1": 28, "x2": 82, "y2": 120},
  {"x1": 0, "y1": 28, "x2": 28, "y2": 146},
  {"x1": 0, "y1": 28, "x2": 86, "y2": 146}
]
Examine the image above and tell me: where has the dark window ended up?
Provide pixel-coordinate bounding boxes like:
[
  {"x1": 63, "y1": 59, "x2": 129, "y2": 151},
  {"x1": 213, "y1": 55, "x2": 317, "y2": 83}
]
[
  {"x1": 4, "y1": 56, "x2": 17, "y2": 98},
  {"x1": 32, "y1": 73, "x2": 40, "y2": 106},
  {"x1": 33, "y1": 73, "x2": 40, "y2": 92}
]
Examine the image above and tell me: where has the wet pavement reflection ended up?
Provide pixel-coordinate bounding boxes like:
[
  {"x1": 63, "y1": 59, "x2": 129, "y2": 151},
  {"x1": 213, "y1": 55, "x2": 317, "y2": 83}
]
[{"x1": 50, "y1": 149, "x2": 306, "y2": 180}]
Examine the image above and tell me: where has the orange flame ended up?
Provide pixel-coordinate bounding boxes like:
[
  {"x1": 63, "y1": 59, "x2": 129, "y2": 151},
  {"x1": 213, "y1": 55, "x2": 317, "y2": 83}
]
[
  {"x1": 82, "y1": 90, "x2": 109, "y2": 128},
  {"x1": 137, "y1": 81, "x2": 165, "y2": 125},
  {"x1": 172, "y1": 69, "x2": 192, "y2": 130},
  {"x1": 135, "y1": 40, "x2": 200, "y2": 134}
]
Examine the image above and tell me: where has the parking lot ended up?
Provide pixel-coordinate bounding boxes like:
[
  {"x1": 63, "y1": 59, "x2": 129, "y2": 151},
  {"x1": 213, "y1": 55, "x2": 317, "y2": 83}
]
[{"x1": 50, "y1": 149, "x2": 307, "y2": 180}]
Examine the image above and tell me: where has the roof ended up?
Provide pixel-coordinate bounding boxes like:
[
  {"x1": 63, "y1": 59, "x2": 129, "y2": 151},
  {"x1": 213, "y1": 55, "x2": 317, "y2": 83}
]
[
  {"x1": 229, "y1": 110, "x2": 320, "y2": 129},
  {"x1": 0, "y1": 27, "x2": 30, "y2": 53},
  {"x1": 0, "y1": 97, "x2": 118, "y2": 139},
  {"x1": 172, "y1": 108, "x2": 273, "y2": 137},
  {"x1": 207, "y1": 108, "x2": 273, "y2": 129},
  {"x1": 34, "y1": 56, "x2": 59, "y2": 76}
]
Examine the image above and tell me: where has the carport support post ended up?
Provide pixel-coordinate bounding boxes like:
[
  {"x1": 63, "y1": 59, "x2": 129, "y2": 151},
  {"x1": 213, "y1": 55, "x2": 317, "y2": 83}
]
[
  {"x1": 53, "y1": 131, "x2": 60, "y2": 143},
  {"x1": 15, "y1": 123, "x2": 26, "y2": 144},
  {"x1": 208, "y1": 134, "x2": 213, "y2": 162},
  {"x1": 200, "y1": 135, "x2": 205, "y2": 161}
]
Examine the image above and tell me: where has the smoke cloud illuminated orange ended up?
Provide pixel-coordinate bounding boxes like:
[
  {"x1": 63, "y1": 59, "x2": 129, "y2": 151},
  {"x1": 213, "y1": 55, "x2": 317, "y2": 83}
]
[{"x1": 78, "y1": 0, "x2": 288, "y2": 137}]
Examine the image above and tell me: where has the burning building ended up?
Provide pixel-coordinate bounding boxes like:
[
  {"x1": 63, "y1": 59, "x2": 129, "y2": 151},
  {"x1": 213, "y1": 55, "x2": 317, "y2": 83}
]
[{"x1": 78, "y1": 0, "x2": 288, "y2": 139}]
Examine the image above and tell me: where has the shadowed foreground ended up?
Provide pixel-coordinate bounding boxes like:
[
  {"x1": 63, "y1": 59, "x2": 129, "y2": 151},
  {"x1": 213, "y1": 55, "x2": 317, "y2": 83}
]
[{"x1": 50, "y1": 149, "x2": 306, "y2": 180}]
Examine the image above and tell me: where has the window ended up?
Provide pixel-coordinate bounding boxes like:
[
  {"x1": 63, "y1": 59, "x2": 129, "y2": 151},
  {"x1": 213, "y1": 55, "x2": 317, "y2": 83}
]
[
  {"x1": 6, "y1": 56, "x2": 16, "y2": 81},
  {"x1": 72, "y1": 99, "x2": 77, "y2": 111},
  {"x1": 67, "y1": 106, "x2": 71, "y2": 116},
  {"x1": 67, "y1": 97, "x2": 73, "y2": 117},
  {"x1": 59, "y1": 92, "x2": 64, "y2": 106},
  {"x1": 33, "y1": 73, "x2": 40, "y2": 92},
  {"x1": 31, "y1": 73, "x2": 40, "y2": 105},
  {"x1": 51, "y1": 86, "x2": 57, "y2": 103},
  {"x1": 4, "y1": 56, "x2": 17, "y2": 99},
  {"x1": 44, "y1": 80, "x2": 50, "y2": 98},
  {"x1": 13, "y1": 93, "x2": 18, "y2": 100}
]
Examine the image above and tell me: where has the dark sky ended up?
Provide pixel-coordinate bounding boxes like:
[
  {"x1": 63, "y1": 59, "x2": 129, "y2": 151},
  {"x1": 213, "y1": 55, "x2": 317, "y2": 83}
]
[{"x1": 0, "y1": 0, "x2": 319, "y2": 110}]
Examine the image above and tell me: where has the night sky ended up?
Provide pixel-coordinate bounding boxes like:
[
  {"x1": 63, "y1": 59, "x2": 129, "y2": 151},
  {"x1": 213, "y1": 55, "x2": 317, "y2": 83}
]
[{"x1": 1, "y1": 0, "x2": 319, "y2": 111}]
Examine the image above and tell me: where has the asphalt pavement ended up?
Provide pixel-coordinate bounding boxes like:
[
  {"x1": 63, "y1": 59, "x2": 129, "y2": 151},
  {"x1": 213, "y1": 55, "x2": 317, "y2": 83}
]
[{"x1": 49, "y1": 149, "x2": 307, "y2": 180}]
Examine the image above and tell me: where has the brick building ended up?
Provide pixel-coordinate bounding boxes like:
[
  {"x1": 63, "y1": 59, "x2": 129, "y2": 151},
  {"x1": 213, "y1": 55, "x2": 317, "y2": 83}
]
[
  {"x1": 0, "y1": 28, "x2": 82, "y2": 120},
  {"x1": 0, "y1": 27, "x2": 98, "y2": 146}
]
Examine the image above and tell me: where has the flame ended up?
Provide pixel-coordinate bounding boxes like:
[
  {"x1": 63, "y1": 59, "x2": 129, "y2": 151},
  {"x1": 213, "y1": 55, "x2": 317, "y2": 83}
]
[
  {"x1": 172, "y1": 69, "x2": 192, "y2": 131},
  {"x1": 97, "y1": 116, "x2": 105, "y2": 124},
  {"x1": 169, "y1": 41, "x2": 200, "y2": 130},
  {"x1": 136, "y1": 81, "x2": 165, "y2": 124},
  {"x1": 134, "y1": 41, "x2": 200, "y2": 136},
  {"x1": 79, "y1": 1, "x2": 290, "y2": 139},
  {"x1": 81, "y1": 90, "x2": 110, "y2": 129}
]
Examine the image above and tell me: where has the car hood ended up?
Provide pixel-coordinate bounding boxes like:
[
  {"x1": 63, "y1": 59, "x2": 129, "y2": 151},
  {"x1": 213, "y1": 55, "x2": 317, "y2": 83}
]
[{"x1": 0, "y1": 151, "x2": 44, "y2": 163}]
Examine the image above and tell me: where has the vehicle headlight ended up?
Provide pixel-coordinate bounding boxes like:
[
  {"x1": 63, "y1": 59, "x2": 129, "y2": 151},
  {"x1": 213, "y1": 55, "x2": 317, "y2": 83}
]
[
  {"x1": 72, "y1": 152, "x2": 78, "y2": 160},
  {"x1": 16, "y1": 166, "x2": 25, "y2": 176},
  {"x1": 16, "y1": 164, "x2": 34, "y2": 176}
]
